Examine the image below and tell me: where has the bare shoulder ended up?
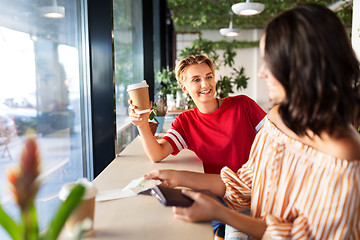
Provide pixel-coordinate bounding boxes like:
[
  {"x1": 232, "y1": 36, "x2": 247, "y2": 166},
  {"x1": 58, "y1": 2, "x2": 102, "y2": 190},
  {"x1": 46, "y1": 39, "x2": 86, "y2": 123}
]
[
  {"x1": 267, "y1": 106, "x2": 297, "y2": 138},
  {"x1": 333, "y1": 127, "x2": 360, "y2": 161},
  {"x1": 267, "y1": 106, "x2": 360, "y2": 161},
  {"x1": 267, "y1": 106, "x2": 281, "y2": 124},
  {"x1": 309, "y1": 126, "x2": 360, "y2": 162}
]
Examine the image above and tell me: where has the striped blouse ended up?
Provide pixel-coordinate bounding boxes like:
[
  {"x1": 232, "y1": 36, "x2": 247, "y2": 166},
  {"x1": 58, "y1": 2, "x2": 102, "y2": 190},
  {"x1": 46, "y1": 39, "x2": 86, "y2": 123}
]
[{"x1": 221, "y1": 117, "x2": 360, "y2": 239}]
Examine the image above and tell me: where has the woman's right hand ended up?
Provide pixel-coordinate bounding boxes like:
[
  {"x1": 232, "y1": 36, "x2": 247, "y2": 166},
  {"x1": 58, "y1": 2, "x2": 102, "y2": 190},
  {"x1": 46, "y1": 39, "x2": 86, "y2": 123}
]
[
  {"x1": 172, "y1": 189, "x2": 226, "y2": 222},
  {"x1": 128, "y1": 99, "x2": 150, "y2": 128},
  {"x1": 144, "y1": 169, "x2": 184, "y2": 188}
]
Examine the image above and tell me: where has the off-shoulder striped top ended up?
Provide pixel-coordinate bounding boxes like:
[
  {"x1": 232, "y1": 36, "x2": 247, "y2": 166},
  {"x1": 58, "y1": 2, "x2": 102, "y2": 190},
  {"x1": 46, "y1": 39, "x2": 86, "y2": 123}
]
[{"x1": 221, "y1": 117, "x2": 360, "y2": 239}]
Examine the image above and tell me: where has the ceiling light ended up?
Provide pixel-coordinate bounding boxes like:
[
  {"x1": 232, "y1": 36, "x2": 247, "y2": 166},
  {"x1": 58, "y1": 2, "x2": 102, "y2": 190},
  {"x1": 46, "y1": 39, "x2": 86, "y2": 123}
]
[
  {"x1": 232, "y1": 0, "x2": 265, "y2": 16},
  {"x1": 39, "y1": 0, "x2": 65, "y2": 18},
  {"x1": 328, "y1": 0, "x2": 353, "y2": 12},
  {"x1": 219, "y1": 12, "x2": 239, "y2": 37}
]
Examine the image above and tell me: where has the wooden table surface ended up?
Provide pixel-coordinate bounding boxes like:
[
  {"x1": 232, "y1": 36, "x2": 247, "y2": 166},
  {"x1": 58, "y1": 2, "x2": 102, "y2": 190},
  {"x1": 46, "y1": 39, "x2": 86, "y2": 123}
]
[{"x1": 83, "y1": 132, "x2": 213, "y2": 240}]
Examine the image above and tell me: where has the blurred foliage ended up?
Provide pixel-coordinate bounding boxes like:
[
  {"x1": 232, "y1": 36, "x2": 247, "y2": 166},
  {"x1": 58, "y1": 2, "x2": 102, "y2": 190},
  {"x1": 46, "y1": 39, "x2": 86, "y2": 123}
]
[
  {"x1": 216, "y1": 67, "x2": 249, "y2": 98},
  {"x1": 178, "y1": 37, "x2": 259, "y2": 60},
  {"x1": 157, "y1": 67, "x2": 181, "y2": 101},
  {"x1": 167, "y1": 0, "x2": 353, "y2": 32}
]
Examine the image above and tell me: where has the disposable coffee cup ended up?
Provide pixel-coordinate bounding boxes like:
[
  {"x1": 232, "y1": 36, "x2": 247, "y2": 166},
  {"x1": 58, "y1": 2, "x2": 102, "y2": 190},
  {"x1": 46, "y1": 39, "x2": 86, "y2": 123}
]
[
  {"x1": 127, "y1": 80, "x2": 151, "y2": 114},
  {"x1": 59, "y1": 178, "x2": 97, "y2": 233}
]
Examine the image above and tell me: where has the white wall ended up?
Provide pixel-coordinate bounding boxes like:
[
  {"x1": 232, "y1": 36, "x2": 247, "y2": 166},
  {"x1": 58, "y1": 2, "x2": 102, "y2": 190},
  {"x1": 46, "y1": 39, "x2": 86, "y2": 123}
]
[{"x1": 176, "y1": 29, "x2": 271, "y2": 111}]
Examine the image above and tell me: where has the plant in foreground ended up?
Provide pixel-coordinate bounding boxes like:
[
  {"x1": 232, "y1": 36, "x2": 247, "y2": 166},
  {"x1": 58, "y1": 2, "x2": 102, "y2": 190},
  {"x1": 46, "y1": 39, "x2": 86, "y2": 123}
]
[{"x1": 0, "y1": 136, "x2": 86, "y2": 240}]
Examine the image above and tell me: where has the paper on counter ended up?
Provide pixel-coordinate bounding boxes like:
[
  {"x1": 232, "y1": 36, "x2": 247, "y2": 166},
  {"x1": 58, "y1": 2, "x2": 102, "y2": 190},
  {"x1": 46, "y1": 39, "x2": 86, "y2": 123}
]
[
  {"x1": 96, "y1": 177, "x2": 161, "y2": 202},
  {"x1": 95, "y1": 188, "x2": 137, "y2": 201}
]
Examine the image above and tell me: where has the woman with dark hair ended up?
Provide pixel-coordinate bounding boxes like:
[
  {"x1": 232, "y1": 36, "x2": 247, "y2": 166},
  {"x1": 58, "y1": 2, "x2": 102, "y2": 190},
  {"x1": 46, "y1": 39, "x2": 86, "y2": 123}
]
[{"x1": 145, "y1": 3, "x2": 360, "y2": 239}]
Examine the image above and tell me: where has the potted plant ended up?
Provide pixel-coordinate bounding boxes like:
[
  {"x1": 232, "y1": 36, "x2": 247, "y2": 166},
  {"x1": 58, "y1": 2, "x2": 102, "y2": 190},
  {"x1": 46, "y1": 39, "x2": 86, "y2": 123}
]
[
  {"x1": 149, "y1": 101, "x2": 167, "y2": 134},
  {"x1": 0, "y1": 136, "x2": 87, "y2": 240},
  {"x1": 157, "y1": 68, "x2": 181, "y2": 111}
]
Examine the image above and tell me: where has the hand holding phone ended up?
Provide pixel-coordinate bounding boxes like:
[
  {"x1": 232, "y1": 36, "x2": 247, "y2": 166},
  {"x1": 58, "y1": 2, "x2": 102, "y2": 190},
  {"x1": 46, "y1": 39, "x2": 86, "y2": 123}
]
[{"x1": 150, "y1": 185, "x2": 214, "y2": 207}]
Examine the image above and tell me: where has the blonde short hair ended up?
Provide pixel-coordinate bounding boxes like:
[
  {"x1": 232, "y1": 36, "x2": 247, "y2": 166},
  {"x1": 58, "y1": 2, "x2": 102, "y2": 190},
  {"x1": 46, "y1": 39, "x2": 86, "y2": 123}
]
[{"x1": 175, "y1": 55, "x2": 215, "y2": 85}]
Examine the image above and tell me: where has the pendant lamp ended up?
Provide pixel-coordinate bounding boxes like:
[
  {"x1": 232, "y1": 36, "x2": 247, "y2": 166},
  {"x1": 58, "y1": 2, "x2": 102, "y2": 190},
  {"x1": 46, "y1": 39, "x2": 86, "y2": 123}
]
[
  {"x1": 219, "y1": 12, "x2": 239, "y2": 37},
  {"x1": 232, "y1": 0, "x2": 265, "y2": 16},
  {"x1": 328, "y1": 0, "x2": 352, "y2": 12},
  {"x1": 39, "y1": 0, "x2": 65, "y2": 18}
]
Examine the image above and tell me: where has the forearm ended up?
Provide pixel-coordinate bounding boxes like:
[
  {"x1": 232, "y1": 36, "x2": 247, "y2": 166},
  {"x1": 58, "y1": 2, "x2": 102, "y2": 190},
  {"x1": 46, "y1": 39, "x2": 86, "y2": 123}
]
[
  {"x1": 137, "y1": 126, "x2": 171, "y2": 162},
  {"x1": 217, "y1": 207, "x2": 267, "y2": 240},
  {"x1": 177, "y1": 171, "x2": 225, "y2": 197}
]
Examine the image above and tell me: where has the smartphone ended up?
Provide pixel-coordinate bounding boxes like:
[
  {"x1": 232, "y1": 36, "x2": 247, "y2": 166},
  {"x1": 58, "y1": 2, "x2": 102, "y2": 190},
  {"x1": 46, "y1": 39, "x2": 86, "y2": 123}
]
[
  {"x1": 150, "y1": 185, "x2": 194, "y2": 207},
  {"x1": 150, "y1": 185, "x2": 215, "y2": 207}
]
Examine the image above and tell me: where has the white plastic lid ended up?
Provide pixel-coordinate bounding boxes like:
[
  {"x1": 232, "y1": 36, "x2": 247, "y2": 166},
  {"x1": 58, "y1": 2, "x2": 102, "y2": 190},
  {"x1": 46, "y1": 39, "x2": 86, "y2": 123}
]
[
  {"x1": 59, "y1": 178, "x2": 97, "y2": 200},
  {"x1": 126, "y1": 80, "x2": 149, "y2": 92}
]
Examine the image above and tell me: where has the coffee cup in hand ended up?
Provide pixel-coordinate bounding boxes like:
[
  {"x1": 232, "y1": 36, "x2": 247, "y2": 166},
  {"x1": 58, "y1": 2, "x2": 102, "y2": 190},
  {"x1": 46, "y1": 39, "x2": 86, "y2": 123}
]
[{"x1": 127, "y1": 80, "x2": 151, "y2": 114}]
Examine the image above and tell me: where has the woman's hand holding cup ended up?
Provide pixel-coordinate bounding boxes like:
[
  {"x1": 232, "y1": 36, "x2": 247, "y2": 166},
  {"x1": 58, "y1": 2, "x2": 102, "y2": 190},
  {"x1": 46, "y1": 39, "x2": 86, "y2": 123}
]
[{"x1": 128, "y1": 99, "x2": 151, "y2": 128}]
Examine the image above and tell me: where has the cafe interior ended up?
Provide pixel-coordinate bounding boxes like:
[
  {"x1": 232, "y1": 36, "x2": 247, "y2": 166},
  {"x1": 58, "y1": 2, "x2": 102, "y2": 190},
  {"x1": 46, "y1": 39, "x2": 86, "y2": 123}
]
[{"x1": 0, "y1": 0, "x2": 359, "y2": 239}]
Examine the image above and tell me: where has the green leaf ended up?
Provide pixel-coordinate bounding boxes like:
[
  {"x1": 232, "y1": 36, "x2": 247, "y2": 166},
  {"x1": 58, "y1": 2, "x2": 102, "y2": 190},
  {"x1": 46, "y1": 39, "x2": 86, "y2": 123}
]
[
  {"x1": 232, "y1": 67, "x2": 249, "y2": 91},
  {"x1": 21, "y1": 203, "x2": 39, "y2": 240},
  {"x1": 223, "y1": 45, "x2": 236, "y2": 67},
  {"x1": 41, "y1": 184, "x2": 86, "y2": 240},
  {"x1": 157, "y1": 67, "x2": 180, "y2": 100},
  {"x1": 149, "y1": 110, "x2": 159, "y2": 123},
  {"x1": 0, "y1": 203, "x2": 21, "y2": 240}
]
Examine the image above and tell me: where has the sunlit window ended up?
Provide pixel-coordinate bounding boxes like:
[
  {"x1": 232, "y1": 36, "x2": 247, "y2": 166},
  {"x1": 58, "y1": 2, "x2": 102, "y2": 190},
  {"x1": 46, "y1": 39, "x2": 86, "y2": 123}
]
[
  {"x1": 113, "y1": 0, "x2": 144, "y2": 154},
  {"x1": 0, "y1": 0, "x2": 90, "y2": 238}
]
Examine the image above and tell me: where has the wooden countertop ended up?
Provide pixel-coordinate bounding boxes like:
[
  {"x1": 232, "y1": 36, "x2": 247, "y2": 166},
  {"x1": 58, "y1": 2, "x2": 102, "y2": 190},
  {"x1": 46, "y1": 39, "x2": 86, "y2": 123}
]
[{"x1": 83, "y1": 131, "x2": 213, "y2": 240}]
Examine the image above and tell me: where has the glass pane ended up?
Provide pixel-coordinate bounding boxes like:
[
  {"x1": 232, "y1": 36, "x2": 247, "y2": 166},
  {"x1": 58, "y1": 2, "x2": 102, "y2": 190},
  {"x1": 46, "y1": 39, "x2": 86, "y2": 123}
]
[
  {"x1": 0, "y1": 0, "x2": 89, "y2": 238},
  {"x1": 113, "y1": 0, "x2": 144, "y2": 154},
  {"x1": 153, "y1": 0, "x2": 161, "y2": 95}
]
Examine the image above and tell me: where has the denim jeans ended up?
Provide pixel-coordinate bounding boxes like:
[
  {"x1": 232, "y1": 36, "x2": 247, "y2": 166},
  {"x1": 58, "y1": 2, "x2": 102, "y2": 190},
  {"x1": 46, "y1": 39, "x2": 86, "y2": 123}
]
[
  {"x1": 224, "y1": 209, "x2": 251, "y2": 240},
  {"x1": 212, "y1": 197, "x2": 251, "y2": 240},
  {"x1": 212, "y1": 197, "x2": 227, "y2": 237}
]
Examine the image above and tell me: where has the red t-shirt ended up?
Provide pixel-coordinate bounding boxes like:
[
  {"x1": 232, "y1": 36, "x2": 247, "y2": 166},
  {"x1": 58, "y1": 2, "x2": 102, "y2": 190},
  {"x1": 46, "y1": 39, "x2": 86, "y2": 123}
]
[{"x1": 163, "y1": 95, "x2": 266, "y2": 174}]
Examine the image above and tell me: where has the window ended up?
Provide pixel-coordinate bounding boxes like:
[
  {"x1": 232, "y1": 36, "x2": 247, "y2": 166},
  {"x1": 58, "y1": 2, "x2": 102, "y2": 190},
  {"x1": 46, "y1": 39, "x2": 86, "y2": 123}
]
[
  {"x1": 0, "y1": 0, "x2": 91, "y2": 238},
  {"x1": 113, "y1": 0, "x2": 144, "y2": 154}
]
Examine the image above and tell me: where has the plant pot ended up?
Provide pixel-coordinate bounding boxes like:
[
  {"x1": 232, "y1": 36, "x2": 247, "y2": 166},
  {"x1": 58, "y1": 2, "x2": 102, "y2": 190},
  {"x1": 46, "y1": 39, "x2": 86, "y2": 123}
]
[
  {"x1": 149, "y1": 122, "x2": 159, "y2": 136},
  {"x1": 154, "y1": 116, "x2": 165, "y2": 133}
]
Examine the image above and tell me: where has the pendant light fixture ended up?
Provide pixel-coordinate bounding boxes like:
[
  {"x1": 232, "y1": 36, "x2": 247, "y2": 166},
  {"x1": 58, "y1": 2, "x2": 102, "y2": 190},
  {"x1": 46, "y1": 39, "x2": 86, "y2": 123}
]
[
  {"x1": 328, "y1": 0, "x2": 352, "y2": 12},
  {"x1": 232, "y1": 0, "x2": 265, "y2": 16},
  {"x1": 219, "y1": 12, "x2": 239, "y2": 37},
  {"x1": 39, "y1": 0, "x2": 65, "y2": 18}
]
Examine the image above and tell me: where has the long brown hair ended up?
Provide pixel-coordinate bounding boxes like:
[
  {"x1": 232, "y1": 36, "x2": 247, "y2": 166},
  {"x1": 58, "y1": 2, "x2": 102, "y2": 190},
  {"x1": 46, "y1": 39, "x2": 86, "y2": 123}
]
[{"x1": 265, "y1": 3, "x2": 360, "y2": 136}]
